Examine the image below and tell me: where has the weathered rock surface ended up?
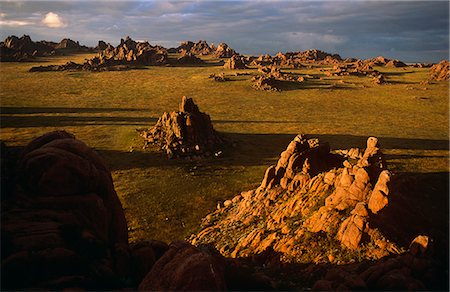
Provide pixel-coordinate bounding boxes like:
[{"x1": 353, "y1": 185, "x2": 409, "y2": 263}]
[
  {"x1": 190, "y1": 134, "x2": 404, "y2": 263},
  {"x1": 173, "y1": 40, "x2": 237, "y2": 58},
  {"x1": 1, "y1": 131, "x2": 130, "y2": 290},
  {"x1": 141, "y1": 96, "x2": 226, "y2": 158},
  {"x1": 429, "y1": 60, "x2": 449, "y2": 81},
  {"x1": 223, "y1": 54, "x2": 247, "y2": 69},
  {"x1": 215, "y1": 42, "x2": 236, "y2": 58}
]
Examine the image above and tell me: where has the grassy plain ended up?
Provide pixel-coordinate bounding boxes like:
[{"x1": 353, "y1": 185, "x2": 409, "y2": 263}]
[{"x1": 1, "y1": 53, "x2": 448, "y2": 243}]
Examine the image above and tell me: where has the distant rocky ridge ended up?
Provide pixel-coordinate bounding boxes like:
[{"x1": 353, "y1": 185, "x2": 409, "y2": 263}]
[
  {"x1": 170, "y1": 40, "x2": 237, "y2": 58},
  {"x1": 30, "y1": 36, "x2": 168, "y2": 72},
  {"x1": 0, "y1": 35, "x2": 93, "y2": 62}
]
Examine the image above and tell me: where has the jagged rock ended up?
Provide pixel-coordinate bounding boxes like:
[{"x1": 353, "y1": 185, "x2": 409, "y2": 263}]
[
  {"x1": 191, "y1": 134, "x2": 404, "y2": 265},
  {"x1": 223, "y1": 55, "x2": 247, "y2": 69},
  {"x1": 429, "y1": 60, "x2": 449, "y2": 81},
  {"x1": 95, "y1": 40, "x2": 108, "y2": 51},
  {"x1": 1, "y1": 35, "x2": 54, "y2": 61},
  {"x1": 141, "y1": 96, "x2": 225, "y2": 158},
  {"x1": 215, "y1": 42, "x2": 236, "y2": 58},
  {"x1": 1, "y1": 35, "x2": 93, "y2": 62},
  {"x1": 177, "y1": 52, "x2": 205, "y2": 65},
  {"x1": 337, "y1": 203, "x2": 369, "y2": 249},
  {"x1": 368, "y1": 170, "x2": 391, "y2": 214},
  {"x1": 385, "y1": 59, "x2": 407, "y2": 68},
  {"x1": 30, "y1": 36, "x2": 167, "y2": 72}
]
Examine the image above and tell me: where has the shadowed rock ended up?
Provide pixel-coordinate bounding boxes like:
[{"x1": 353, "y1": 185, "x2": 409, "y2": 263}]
[{"x1": 1, "y1": 131, "x2": 129, "y2": 290}]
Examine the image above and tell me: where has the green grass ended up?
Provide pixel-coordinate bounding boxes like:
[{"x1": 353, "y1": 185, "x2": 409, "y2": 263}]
[{"x1": 1, "y1": 54, "x2": 448, "y2": 243}]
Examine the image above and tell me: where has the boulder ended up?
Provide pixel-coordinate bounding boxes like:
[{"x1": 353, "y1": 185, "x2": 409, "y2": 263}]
[
  {"x1": 138, "y1": 241, "x2": 227, "y2": 291},
  {"x1": 1, "y1": 131, "x2": 129, "y2": 290}
]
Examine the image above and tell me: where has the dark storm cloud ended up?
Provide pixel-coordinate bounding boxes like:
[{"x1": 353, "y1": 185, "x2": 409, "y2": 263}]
[{"x1": 0, "y1": 1, "x2": 448, "y2": 62}]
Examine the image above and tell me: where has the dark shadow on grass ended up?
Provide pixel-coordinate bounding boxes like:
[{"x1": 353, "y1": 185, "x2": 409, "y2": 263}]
[
  {"x1": 99, "y1": 132, "x2": 449, "y2": 171},
  {"x1": 1, "y1": 107, "x2": 148, "y2": 114},
  {"x1": 0, "y1": 115, "x2": 155, "y2": 128}
]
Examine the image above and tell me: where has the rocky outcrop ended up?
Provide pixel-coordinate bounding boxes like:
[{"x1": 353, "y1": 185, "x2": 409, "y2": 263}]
[
  {"x1": 177, "y1": 40, "x2": 213, "y2": 55},
  {"x1": 177, "y1": 52, "x2": 205, "y2": 65},
  {"x1": 1, "y1": 35, "x2": 93, "y2": 62},
  {"x1": 190, "y1": 134, "x2": 410, "y2": 263},
  {"x1": 30, "y1": 36, "x2": 168, "y2": 72},
  {"x1": 252, "y1": 65, "x2": 303, "y2": 91},
  {"x1": 215, "y1": 43, "x2": 236, "y2": 58},
  {"x1": 385, "y1": 59, "x2": 407, "y2": 68},
  {"x1": 429, "y1": 60, "x2": 449, "y2": 81},
  {"x1": 1, "y1": 131, "x2": 130, "y2": 290},
  {"x1": 141, "y1": 96, "x2": 226, "y2": 158},
  {"x1": 95, "y1": 40, "x2": 108, "y2": 51},
  {"x1": 174, "y1": 40, "x2": 237, "y2": 58},
  {"x1": 1, "y1": 132, "x2": 274, "y2": 291},
  {"x1": 0, "y1": 35, "x2": 54, "y2": 61},
  {"x1": 223, "y1": 55, "x2": 247, "y2": 69}
]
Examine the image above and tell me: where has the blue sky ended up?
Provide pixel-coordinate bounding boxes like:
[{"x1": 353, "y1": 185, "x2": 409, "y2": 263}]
[{"x1": 0, "y1": 0, "x2": 448, "y2": 62}]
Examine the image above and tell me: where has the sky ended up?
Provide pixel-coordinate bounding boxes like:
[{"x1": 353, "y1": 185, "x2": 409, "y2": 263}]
[{"x1": 0, "y1": 0, "x2": 448, "y2": 63}]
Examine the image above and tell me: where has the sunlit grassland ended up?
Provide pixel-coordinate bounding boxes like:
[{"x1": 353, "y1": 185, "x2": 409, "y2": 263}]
[{"x1": 1, "y1": 53, "x2": 448, "y2": 242}]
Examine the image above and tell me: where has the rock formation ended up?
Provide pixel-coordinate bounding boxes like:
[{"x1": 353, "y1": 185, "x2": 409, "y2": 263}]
[
  {"x1": 385, "y1": 59, "x2": 407, "y2": 68},
  {"x1": 223, "y1": 55, "x2": 247, "y2": 69},
  {"x1": 173, "y1": 40, "x2": 237, "y2": 58},
  {"x1": 1, "y1": 131, "x2": 130, "y2": 290},
  {"x1": 215, "y1": 42, "x2": 236, "y2": 58},
  {"x1": 0, "y1": 35, "x2": 93, "y2": 62},
  {"x1": 1, "y1": 132, "x2": 276, "y2": 291},
  {"x1": 252, "y1": 65, "x2": 303, "y2": 91},
  {"x1": 176, "y1": 52, "x2": 205, "y2": 65},
  {"x1": 0, "y1": 35, "x2": 54, "y2": 61},
  {"x1": 30, "y1": 36, "x2": 168, "y2": 72},
  {"x1": 95, "y1": 40, "x2": 108, "y2": 51},
  {"x1": 190, "y1": 135, "x2": 401, "y2": 261},
  {"x1": 189, "y1": 134, "x2": 446, "y2": 289},
  {"x1": 141, "y1": 96, "x2": 226, "y2": 158},
  {"x1": 429, "y1": 60, "x2": 449, "y2": 81}
]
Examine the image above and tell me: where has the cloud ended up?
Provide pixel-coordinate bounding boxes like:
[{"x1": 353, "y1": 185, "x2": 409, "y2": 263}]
[
  {"x1": 0, "y1": 19, "x2": 33, "y2": 26},
  {"x1": 0, "y1": 1, "x2": 447, "y2": 62},
  {"x1": 42, "y1": 12, "x2": 66, "y2": 28}
]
